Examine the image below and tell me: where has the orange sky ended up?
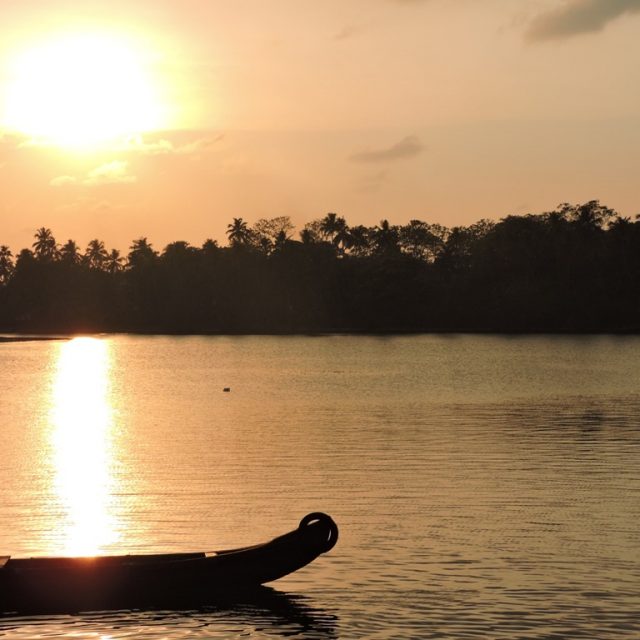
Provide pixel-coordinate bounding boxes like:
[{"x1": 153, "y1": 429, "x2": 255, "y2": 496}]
[{"x1": 1, "y1": 0, "x2": 639, "y2": 252}]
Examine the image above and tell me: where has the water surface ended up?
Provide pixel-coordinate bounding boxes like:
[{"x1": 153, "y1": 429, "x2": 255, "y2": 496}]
[{"x1": 1, "y1": 335, "x2": 639, "y2": 638}]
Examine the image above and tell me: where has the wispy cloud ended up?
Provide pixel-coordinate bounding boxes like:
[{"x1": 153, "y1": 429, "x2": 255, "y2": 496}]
[
  {"x1": 526, "y1": 0, "x2": 640, "y2": 42},
  {"x1": 51, "y1": 160, "x2": 136, "y2": 187},
  {"x1": 117, "y1": 135, "x2": 174, "y2": 155},
  {"x1": 174, "y1": 135, "x2": 225, "y2": 155},
  {"x1": 85, "y1": 160, "x2": 136, "y2": 185},
  {"x1": 116, "y1": 133, "x2": 224, "y2": 155},
  {"x1": 350, "y1": 135, "x2": 423, "y2": 163},
  {"x1": 3, "y1": 132, "x2": 223, "y2": 155},
  {"x1": 50, "y1": 175, "x2": 77, "y2": 187}
]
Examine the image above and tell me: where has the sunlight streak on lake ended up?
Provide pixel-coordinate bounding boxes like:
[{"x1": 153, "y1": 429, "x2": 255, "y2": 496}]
[{"x1": 50, "y1": 337, "x2": 120, "y2": 556}]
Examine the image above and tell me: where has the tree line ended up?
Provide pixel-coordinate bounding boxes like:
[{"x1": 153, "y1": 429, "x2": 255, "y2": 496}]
[{"x1": 1, "y1": 200, "x2": 639, "y2": 333}]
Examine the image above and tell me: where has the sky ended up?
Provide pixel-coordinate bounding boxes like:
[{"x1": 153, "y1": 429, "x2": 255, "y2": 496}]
[{"x1": 0, "y1": 0, "x2": 639, "y2": 252}]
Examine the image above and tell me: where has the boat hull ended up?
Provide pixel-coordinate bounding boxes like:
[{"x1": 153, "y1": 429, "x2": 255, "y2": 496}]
[{"x1": 0, "y1": 512, "x2": 338, "y2": 613}]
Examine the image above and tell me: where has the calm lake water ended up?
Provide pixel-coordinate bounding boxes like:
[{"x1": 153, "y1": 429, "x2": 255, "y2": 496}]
[{"x1": 0, "y1": 334, "x2": 639, "y2": 638}]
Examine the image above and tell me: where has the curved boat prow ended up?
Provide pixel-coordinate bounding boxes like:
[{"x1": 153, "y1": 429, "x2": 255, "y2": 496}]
[
  {"x1": 0, "y1": 513, "x2": 339, "y2": 613},
  {"x1": 298, "y1": 511, "x2": 339, "y2": 553},
  {"x1": 225, "y1": 512, "x2": 339, "y2": 586}
]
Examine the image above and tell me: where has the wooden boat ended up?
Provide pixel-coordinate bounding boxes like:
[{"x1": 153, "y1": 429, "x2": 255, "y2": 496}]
[{"x1": 0, "y1": 512, "x2": 338, "y2": 613}]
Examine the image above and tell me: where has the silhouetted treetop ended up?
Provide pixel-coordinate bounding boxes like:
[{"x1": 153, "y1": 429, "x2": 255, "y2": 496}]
[
  {"x1": 32, "y1": 228, "x2": 59, "y2": 262},
  {"x1": 128, "y1": 237, "x2": 157, "y2": 268},
  {"x1": 226, "y1": 218, "x2": 252, "y2": 249},
  {"x1": 0, "y1": 246, "x2": 13, "y2": 285}
]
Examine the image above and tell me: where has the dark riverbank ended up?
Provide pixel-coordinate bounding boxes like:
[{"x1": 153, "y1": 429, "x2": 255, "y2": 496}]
[
  {"x1": 0, "y1": 335, "x2": 63, "y2": 343},
  {"x1": 2, "y1": 328, "x2": 640, "y2": 340},
  {"x1": 2, "y1": 201, "x2": 639, "y2": 335}
]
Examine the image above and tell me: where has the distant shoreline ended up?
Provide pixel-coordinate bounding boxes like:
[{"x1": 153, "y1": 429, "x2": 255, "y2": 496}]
[
  {"x1": 2, "y1": 329, "x2": 640, "y2": 340},
  {"x1": 3, "y1": 203, "x2": 639, "y2": 336},
  {"x1": 0, "y1": 335, "x2": 63, "y2": 343}
]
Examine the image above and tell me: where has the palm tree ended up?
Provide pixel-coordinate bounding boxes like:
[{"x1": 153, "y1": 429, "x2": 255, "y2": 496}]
[
  {"x1": 333, "y1": 225, "x2": 352, "y2": 256},
  {"x1": 373, "y1": 219, "x2": 400, "y2": 255},
  {"x1": 317, "y1": 213, "x2": 351, "y2": 256},
  {"x1": 0, "y1": 245, "x2": 14, "y2": 284},
  {"x1": 163, "y1": 241, "x2": 194, "y2": 257},
  {"x1": 226, "y1": 218, "x2": 251, "y2": 248},
  {"x1": 319, "y1": 213, "x2": 347, "y2": 243},
  {"x1": 85, "y1": 239, "x2": 108, "y2": 270},
  {"x1": 105, "y1": 249, "x2": 124, "y2": 274},
  {"x1": 127, "y1": 237, "x2": 157, "y2": 269},
  {"x1": 32, "y1": 227, "x2": 59, "y2": 261},
  {"x1": 60, "y1": 240, "x2": 82, "y2": 265},
  {"x1": 348, "y1": 225, "x2": 371, "y2": 257}
]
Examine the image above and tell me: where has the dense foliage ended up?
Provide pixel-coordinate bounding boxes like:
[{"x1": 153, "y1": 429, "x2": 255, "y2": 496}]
[{"x1": 1, "y1": 201, "x2": 639, "y2": 333}]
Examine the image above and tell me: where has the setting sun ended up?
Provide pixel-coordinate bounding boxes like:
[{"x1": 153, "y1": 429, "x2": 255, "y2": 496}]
[{"x1": 2, "y1": 32, "x2": 165, "y2": 149}]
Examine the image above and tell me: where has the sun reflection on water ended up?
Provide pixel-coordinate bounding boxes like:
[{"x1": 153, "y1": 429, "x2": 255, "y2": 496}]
[{"x1": 51, "y1": 337, "x2": 119, "y2": 556}]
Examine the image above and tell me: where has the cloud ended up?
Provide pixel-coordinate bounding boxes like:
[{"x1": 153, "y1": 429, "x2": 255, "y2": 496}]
[
  {"x1": 350, "y1": 135, "x2": 423, "y2": 163},
  {"x1": 3, "y1": 131, "x2": 223, "y2": 156},
  {"x1": 50, "y1": 175, "x2": 77, "y2": 187},
  {"x1": 85, "y1": 160, "x2": 136, "y2": 185},
  {"x1": 174, "y1": 135, "x2": 225, "y2": 155},
  {"x1": 51, "y1": 160, "x2": 136, "y2": 187},
  {"x1": 112, "y1": 133, "x2": 223, "y2": 155},
  {"x1": 526, "y1": 0, "x2": 640, "y2": 41},
  {"x1": 117, "y1": 135, "x2": 174, "y2": 155}
]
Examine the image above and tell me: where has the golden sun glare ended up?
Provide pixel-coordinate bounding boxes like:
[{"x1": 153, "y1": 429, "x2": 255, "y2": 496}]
[
  {"x1": 51, "y1": 337, "x2": 119, "y2": 555},
  {"x1": 2, "y1": 32, "x2": 166, "y2": 149}
]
